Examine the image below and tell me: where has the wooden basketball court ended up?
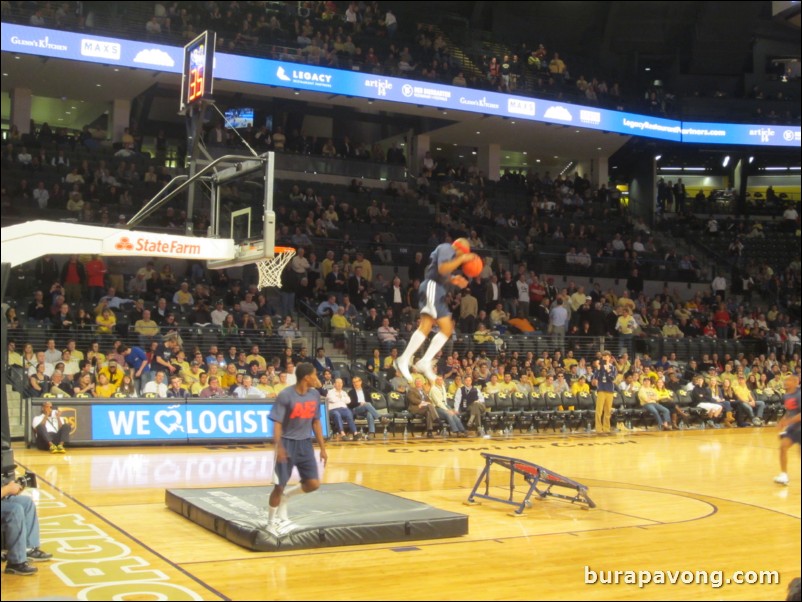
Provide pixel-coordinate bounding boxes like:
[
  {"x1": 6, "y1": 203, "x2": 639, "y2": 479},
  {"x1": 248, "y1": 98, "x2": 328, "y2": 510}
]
[{"x1": 2, "y1": 428, "x2": 799, "y2": 601}]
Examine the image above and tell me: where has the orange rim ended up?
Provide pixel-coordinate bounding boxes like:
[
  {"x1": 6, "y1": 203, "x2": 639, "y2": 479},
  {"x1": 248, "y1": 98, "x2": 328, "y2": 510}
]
[{"x1": 274, "y1": 246, "x2": 295, "y2": 254}]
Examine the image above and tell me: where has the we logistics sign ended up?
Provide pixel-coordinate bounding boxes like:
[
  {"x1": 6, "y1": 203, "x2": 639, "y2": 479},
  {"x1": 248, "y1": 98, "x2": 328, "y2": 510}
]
[
  {"x1": 29, "y1": 399, "x2": 328, "y2": 444},
  {"x1": 90, "y1": 402, "x2": 329, "y2": 441}
]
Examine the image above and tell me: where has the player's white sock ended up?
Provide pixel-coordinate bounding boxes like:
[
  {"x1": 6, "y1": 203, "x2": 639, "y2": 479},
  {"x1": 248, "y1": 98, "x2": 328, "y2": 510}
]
[
  {"x1": 277, "y1": 484, "x2": 303, "y2": 520},
  {"x1": 399, "y1": 330, "x2": 427, "y2": 366},
  {"x1": 283, "y1": 484, "x2": 302, "y2": 499},
  {"x1": 268, "y1": 504, "x2": 278, "y2": 522},
  {"x1": 420, "y1": 332, "x2": 449, "y2": 364}
]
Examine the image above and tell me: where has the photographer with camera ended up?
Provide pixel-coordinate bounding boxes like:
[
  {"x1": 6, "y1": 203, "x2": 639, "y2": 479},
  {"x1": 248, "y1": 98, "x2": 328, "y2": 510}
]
[
  {"x1": 31, "y1": 400, "x2": 70, "y2": 453},
  {"x1": 1, "y1": 475, "x2": 52, "y2": 575}
]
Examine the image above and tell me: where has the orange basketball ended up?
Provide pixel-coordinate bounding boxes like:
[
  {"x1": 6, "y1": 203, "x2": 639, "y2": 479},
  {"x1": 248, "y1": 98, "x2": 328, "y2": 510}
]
[{"x1": 463, "y1": 255, "x2": 483, "y2": 278}]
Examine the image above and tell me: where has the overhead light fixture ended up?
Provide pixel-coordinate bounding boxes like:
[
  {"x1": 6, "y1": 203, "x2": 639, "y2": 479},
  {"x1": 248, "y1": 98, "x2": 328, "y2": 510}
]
[
  {"x1": 523, "y1": 151, "x2": 527, "y2": 155},
  {"x1": 722, "y1": 155, "x2": 730, "y2": 168},
  {"x1": 655, "y1": 155, "x2": 662, "y2": 161},
  {"x1": 475, "y1": 131, "x2": 481, "y2": 134},
  {"x1": 748, "y1": 156, "x2": 754, "y2": 164},
  {"x1": 644, "y1": 67, "x2": 651, "y2": 71},
  {"x1": 684, "y1": 167, "x2": 706, "y2": 171},
  {"x1": 435, "y1": 147, "x2": 442, "y2": 151},
  {"x1": 660, "y1": 166, "x2": 682, "y2": 170},
  {"x1": 764, "y1": 167, "x2": 788, "y2": 171}
]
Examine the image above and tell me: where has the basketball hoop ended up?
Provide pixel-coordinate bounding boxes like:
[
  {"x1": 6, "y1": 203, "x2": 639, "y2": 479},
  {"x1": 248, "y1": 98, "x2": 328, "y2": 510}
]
[{"x1": 256, "y1": 246, "x2": 296, "y2": 288}]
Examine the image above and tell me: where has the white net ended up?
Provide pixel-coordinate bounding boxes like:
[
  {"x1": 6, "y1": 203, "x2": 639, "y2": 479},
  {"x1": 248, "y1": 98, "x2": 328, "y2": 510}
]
[{"x1": 256, "y1": 247, "x2": 296, "y2": 288}]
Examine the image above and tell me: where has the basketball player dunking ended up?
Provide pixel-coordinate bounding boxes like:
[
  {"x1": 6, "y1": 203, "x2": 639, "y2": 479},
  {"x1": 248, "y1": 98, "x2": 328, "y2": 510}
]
[
  {"x1": 267, "y1": 363, "x2": 328, "y2": 532},
  {"x1": 775, "y1": 375, "x2": 800, "y2": 485},
  {"x1": 395, "y1": 238, "x2": 475, "y2": 383}
]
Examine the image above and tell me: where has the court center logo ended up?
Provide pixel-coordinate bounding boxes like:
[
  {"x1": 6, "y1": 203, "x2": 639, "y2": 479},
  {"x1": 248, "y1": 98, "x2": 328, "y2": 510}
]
[{"x1": 114, "y1": 237, "x2": 134, "y2": 251}]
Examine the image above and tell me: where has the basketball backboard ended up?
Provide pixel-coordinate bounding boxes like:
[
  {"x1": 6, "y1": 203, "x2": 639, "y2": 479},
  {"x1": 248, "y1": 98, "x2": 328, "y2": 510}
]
[{"x1": 206, "y1": 151, "x2": 278, "y2": 270}]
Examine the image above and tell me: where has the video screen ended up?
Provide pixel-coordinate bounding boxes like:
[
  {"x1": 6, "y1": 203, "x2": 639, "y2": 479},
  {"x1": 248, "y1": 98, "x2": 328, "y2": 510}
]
[{"x1": 224, "y1": 107, "x2": 254, "y2": 129}]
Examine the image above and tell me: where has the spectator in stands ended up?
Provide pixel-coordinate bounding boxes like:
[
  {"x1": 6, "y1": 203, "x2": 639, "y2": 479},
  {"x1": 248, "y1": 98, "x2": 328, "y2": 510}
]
[
  {"x1": 407, "y1": 377, "x2": 439, "y2": 438},
  {"x1": 173, "y1": 282, "x2": 194, "y2": 307},
  {"x1": 32, "y1": 400, "x2": 69, "y2": 453},
  {"x1": 59, "y1": 256, "x2": 85, "y2": 304},
  {"x1": 430, "y1": 375, "x2": 468, "y2": 436},
  {"x1": 233, "y1": 375, "x2": 265, "y2": 399},
  {"x1": 638, "y1": 377, "x2": 672, "y2": 430},
  {"x1": 278, "y1": 315, "x2": 306, "y2": 351},
  {"x1": 163, "y1": 375, "x2": 186, "y2": 399},
  {"x1": 347, "y1": 376, "x2": 386, "y2": 440},
  {"x1": 94, "y1": 306, "x2": 116, "y2": 337},
  {"x1": 689, "y1": 374, "x2": 724, "y2": 424},
  {"x1": 454, "y1": 375, "x2": 486, "y2": 429},
  {"x1": 377, "y1": 317, "x2": 399, "y2": 352},
  {"x1": 71, "y1": 372, "x2": 94, "y2": 397},
  {"x1": 732, "y1": 375, "x2": 765, "y2": 426},
  {"x1": 549, "y1": 52, "x2": 567, "y2": 82},
  {"x1": 145, "y1": 15, "x2": 162, "y2": 36},
  {"x1": 327, "y1": 378, "x2": 358, "y2": 440}
]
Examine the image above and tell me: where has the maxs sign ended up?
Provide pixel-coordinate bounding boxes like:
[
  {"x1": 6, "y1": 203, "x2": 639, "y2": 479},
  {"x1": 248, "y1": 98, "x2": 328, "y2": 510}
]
[{"x1": 90, "y1": 403, "x2": 329, "y2": 441}]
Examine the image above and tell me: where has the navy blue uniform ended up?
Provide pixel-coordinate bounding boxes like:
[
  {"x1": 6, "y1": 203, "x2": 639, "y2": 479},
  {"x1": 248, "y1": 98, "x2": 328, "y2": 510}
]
[
  {"x1": 269, "y1": 386, "x2": 322, "y2": 486},
  {"x1": 419, "y1": 243, "x2": 455, "y2": 319},
  {"x1": 782, "y1": 388, "x2": 801, "y2": 445}
]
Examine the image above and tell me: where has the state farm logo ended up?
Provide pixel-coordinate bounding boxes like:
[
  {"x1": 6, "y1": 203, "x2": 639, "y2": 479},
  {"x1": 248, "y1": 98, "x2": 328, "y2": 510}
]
[
  {"x1": 110, "y1": 235, "x2": 202, "y2": 256},
  {"x1": 81, "y1": 38, "x2": 121, "y2": 60},
  {"x1": 115, "y1": 237, "x2": 134, "y2": 251}
]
